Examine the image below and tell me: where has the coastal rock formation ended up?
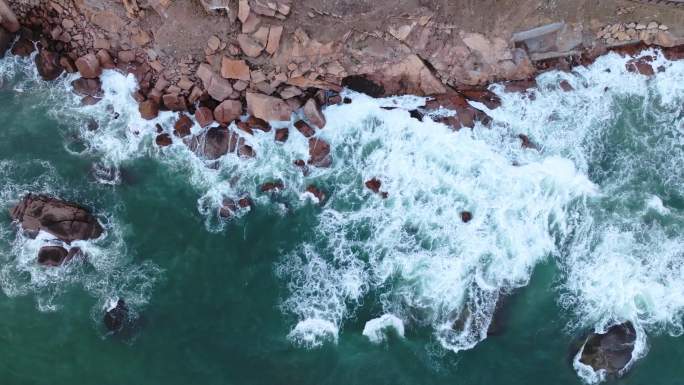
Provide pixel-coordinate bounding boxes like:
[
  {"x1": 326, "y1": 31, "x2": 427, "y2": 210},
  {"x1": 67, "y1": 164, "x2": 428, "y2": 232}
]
[
  {"x1": 37, "y1": 245, "x2": 68, "y2": 266},
  {"x1": 37, "y1": 245, "x2": 82, "y2": 266},
  {"x1": 10, "y1": 194, "x2": 103, "y2": 243},
  {"x1": 34, "y1": 49, "x2": 63, "y2": 81},
  {"x1": 578, "y1": 322, "x2": 637, "y2": 377}
]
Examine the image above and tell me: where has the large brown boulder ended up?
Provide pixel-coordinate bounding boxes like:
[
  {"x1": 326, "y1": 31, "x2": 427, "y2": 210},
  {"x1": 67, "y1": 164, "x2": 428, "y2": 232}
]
[
  {"x1": 578, "y1": 322, "x2": 637, "y2": 378},
  {"x1": 10, "y1": 194, "x2": 103, "y2": 243},
  {"x1": 75, "y1": 53, "x2": 102, "y2": 79},
  {"x1": 139, "y1": 100, "x2": 159, "y2": 120},
  {"x1": 163, "y1": 93, "x2": 187, "y2": 111},
  {"x1": 308, "y1": 138, "x2": 332, "y2": 167},
  {"x1": 246, "y1": 92, "x2": 293, "y2": 121},
  {"x1": 35, "y1": 49, "x2": 63, "y2": 81},
  {"x1": 303, "y1": 98, "x2": 326, "y2": 128},
  {"x1": 173, "y1": 114, "x2": 193, "y2": 137},
  {"x1": 195, "y1": 106, "x2": 214, "y2": 128},
  {"x1": 214, "y1": 100, "x2": 242, "y2": 124}
]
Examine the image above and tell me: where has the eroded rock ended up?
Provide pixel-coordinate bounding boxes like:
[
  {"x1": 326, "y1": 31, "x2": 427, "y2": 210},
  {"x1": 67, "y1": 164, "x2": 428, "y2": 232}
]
[
  {"x1": 10, "y1": 194, "x2": 103, "y2": 243},
  {"x1": 578, "y1": 322, "x2": 637, "y2": 378}
]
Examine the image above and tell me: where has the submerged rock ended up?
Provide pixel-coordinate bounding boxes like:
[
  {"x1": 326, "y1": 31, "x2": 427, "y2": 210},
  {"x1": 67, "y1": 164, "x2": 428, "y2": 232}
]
[
  {"x1": 10, "y1": 194, "x2": 103, "y2": 243},
  {"x1": 578, "y1": 322, "x2": 637, "y2": 377},
  {"x1": 104, "y1": 298, "x2": 129, "y2": 333},
  {"x1": 460, "y1": 211, "x2": 473, "y2": 223},
  {"x1": 305, "y1": 185, "x2": 327, "y2": 204},
  {"x1": 219, "y1": 197, "x2": 252, "y2": 218}
]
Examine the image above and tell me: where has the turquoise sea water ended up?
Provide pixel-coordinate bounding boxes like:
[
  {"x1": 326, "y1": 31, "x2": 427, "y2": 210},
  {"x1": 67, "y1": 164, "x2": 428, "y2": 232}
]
[{"x1": 1, "y1": 50, "x2": 683, "y2": 384}]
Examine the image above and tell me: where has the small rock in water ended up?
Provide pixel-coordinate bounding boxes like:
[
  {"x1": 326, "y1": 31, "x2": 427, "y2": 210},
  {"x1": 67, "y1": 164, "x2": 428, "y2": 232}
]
[
  {"x1": 518, "y1": 134, "x2": 539, "y2": 150},
  {"x1": 305, "y1": 185, "x2": 327, "y2": 204},
  {"x1": 260, "y1": 181, "x2": 284, "y2": 192},
  {"x1": 409, "y1": 109, "x2": 424, "y2": 122},
  {"x1": 104, "y1": 299, "x2": 129, "y2": 333},
  {"x1": 295, "y1": 120, "x2": 316, "y2": 138},
  {"x1": 37, "y1": 246, "x2": 68, "y2": 266},
  {"x1": 274, "y1": 127, "x2": 289, "y2": 142},
  {"x1": 578, "y1": 322, "x2": 637, "y2": 378},
  {"x1": 155, "y1": 133, "x2": 172, "y2": 147},
  {"x1": 460, "y1": 211, "x2": 473, "y2": 223},
  {"x1": 173, "y1": 114, "x2": 193, "y2": 138},
  {"x1": 365, "y1": 178, "x2": 388, "y2": 198},
  {"x1": 625, "y1": 56, "x2": 655, "y2": 76},
  {"x1": 559, "y1": 80, "x2": 574, "y2": 92}
]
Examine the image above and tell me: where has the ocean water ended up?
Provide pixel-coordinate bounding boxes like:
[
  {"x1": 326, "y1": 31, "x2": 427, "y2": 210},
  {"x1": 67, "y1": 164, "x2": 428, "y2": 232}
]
[{"x1": 0, "y1": 49, "x2": 683, "y2": 385}]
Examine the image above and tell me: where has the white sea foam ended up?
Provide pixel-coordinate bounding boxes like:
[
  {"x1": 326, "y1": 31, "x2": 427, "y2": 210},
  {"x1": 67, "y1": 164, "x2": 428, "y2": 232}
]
[
  {"x1": 0, "y1": 59, "x2": 163, "y2": 322},
  {"x1": 491, "y1": 49, "x2": 684, "y2": 381},
  {"x1": 3, "y1": 45, "x2": 684, "y2": 381},
  {"x1": 362, "y1": 314, "x2": 405, "y2": 343}
]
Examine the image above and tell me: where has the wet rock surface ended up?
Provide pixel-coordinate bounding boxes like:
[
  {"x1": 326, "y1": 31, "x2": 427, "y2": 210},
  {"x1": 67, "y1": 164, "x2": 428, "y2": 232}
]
[
  {"x1": 578, "y1": 322, "x2": 637, "y2": 377},
  {"x1": 104, "y1": 299, "x2": 129, "y2": 333},
  {"x1": 10, "y1": 194, "x2": 103, "y2": 243}
]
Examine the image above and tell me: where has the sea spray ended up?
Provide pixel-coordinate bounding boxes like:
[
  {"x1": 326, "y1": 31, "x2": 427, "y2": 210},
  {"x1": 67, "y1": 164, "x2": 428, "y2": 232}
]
[
  {"x1": 3, "y1": 43, "x2": 684, "y2": 383},
  {"x1": 277, "y1": 92, "x2": 596, "y2": 350},
  {"x1": 0, "y1": 59, "x2": 163, "y2": 323},
  {"x1": 363, "y1": 314, "x2": 405, "y2": 343},
  {"x1": 491, "y1": 49, "x2": 684, "y2": 381}
]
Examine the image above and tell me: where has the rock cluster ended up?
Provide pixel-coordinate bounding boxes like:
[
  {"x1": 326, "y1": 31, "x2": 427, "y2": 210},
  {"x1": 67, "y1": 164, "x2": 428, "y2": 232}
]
[
  {"x1": 9, "y1": 194, "x2": 102, "y2": 267},
  {"x1": 597, "y1": 21, "x2": 672, "y2": 46}
]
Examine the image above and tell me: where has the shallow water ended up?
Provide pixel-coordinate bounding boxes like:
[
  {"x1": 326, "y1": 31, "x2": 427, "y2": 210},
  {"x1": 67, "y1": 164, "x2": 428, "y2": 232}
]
[{"x1": 1, "y1": 50, "x2": 683, "y2": 384}]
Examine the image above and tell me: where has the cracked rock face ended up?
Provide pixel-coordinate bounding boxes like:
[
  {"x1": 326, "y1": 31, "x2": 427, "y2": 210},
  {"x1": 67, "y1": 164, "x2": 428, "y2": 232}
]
[{"x1": 9, "y1": 194, "x2": 103, "y2": 243}]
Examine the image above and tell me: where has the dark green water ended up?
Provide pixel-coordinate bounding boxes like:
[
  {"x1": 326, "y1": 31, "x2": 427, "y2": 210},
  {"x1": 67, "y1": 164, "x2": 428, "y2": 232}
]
[{"x1": 1, "y1": 51, "x2": 684, "y2": 385}]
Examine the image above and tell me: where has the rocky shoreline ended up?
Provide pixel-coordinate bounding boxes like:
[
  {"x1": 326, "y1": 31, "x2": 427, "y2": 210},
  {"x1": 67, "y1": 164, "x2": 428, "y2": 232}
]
[
  {"x1": 1, "y1": 0, "x2": 683, "y2": 376},
  {"x1": 1, "y1": 0, "x2": 684, "y2": 140}
]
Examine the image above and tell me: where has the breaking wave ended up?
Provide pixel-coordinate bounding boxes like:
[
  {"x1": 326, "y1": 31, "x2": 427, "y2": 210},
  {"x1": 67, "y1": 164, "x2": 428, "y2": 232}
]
[{"x1": 3, "y1": 43, "x2": 684, "y2": 383}]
